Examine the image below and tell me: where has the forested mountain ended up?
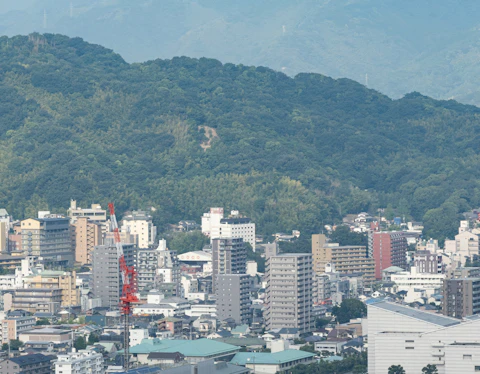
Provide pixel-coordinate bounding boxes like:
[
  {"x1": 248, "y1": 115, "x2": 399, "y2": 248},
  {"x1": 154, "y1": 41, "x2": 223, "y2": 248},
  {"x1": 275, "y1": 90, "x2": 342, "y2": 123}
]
[
  {"x1": 1, "y1": 1, "x2": 480, "y2": 105},
  {"x1": 1, "y1": 34, "x2": 480, "y2": 240}
]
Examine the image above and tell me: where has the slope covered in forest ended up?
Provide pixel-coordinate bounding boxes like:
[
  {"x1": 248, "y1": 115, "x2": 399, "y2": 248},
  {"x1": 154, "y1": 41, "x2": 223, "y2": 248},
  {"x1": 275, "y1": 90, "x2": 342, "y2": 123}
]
[
  {"x1": 1, "y1": 34, "x2": 479, "y2": 240},
  {"x1": 1, "y1": 0, "x2": 480, "y2": 105}
]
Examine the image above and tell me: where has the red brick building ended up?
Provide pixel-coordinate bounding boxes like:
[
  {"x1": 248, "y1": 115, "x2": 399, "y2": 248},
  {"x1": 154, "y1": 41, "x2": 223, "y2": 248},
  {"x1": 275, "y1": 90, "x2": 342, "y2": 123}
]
[{"x1": 372, "y1": 232, "x2": 408, "y2": 279}]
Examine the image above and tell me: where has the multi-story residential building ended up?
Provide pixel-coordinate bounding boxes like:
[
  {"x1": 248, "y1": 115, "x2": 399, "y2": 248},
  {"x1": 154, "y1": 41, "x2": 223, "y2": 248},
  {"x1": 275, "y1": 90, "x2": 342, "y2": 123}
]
[
  {"x1": 202, "y1": 208, "x2": 256, "y2": 251},
  {"x1": 443, "y1": 277, "x2": 480, "y2": 318},
  {"x1": 121, "y1": 210, "x2": 157, "y2": 249},
  {"x1": 3, "y1": 353, "x2": 55, "y2": 374},
  {"x1": 264, "y1": 242, "x2": 279, "y2": 259},
  {"x1": 21, "y1": 217, "x2": 74, "y2": 267},
  {"x1": 215, "y1": 274, "x2": 251, "y2": 324},
  {"x1": 372, "y1": 231, "x2": 408, "y2": 279},
  {"x1": 0, "y1": 314, "x2": 36, "y2": 344},
  {"x1": 92, "y1": 244, "x2": 120, "y2": 308},
  {"x1": 312, "y1": 234, "x2": 327, "y2": 274},
  {"x1": 264, "y1": 253, "x2": 314, "y2": 333},
  {"x1": 311, "y1": 235, "x2": 375, "y2": 283},
  {"x1": 67, "y1": 199, "x2": 107, "y2": 231},
  {"x1": 55, "y1": 350, "x2": 104, "y2": 374},
  {"x1": 369, "y1": 300, "x2": 480, "y2": 374},
  {"x1": 72, "y1": 217, "x2": 102, "y2": 265},
  {"x1": 157, "y1": 248, "x2": 181, "y2": 297},
  {"x1": 23, "y1": 270, "x2": 79, "y2": 307},
  {"x1": 414, "y1": 250, "x2": 444, "y2": 274},
  {"x1": 11, "y1": 288, "x2": 62, "y2": 314},
  {"x1": 211, "y1": 238, "x2": 247, "y2": 291}
]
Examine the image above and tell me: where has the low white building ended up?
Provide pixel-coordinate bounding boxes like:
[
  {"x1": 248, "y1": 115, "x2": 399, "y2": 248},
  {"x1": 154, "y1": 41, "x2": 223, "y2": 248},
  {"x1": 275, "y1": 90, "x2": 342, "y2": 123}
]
[
  {"x1": 369, "y1": 301, "x2": 480, "y2": 374},
  {"x1": 390, "y1": 267, "x2": 445, "y2": 291},
  {"x1": 55, "y1": 349, "x2": 104, "y2": 374},
  {"x1": 186, "y1": 303, "x2": 217, "y2": 317}
]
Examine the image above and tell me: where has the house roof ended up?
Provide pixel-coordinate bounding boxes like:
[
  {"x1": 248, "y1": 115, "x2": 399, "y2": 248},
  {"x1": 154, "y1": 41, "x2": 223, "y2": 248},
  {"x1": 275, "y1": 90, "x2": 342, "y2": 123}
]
[
  {"x1": 231, "y1": 350, "x2": 315, "y2": 365},
  {"x1": 147, "y1": 352, "x2": 184, "y2": 359},
  {"x1": 278, "y1": 327, "x2": 299, "y2": 335},
  {"x1": 371, "y1": 301, "x2": 460, "y2": 327},
  {"x1": 231, "y1": 325, "x2": 249, "y2": 334},
  {"x1": 129, "y1": 338, "x2": 239, "y2": 357},
  {"x1": 9, "y1": 353, "x2": 55, "y2": 366}
]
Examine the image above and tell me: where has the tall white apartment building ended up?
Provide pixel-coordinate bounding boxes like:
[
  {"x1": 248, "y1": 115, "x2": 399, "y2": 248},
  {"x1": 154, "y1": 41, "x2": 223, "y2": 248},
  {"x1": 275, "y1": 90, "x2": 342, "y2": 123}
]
[
  {"x1": 55, "y1": 350, "x2": 104, "y2": 374},
  {"x1": 121, "y1": 210, "x2": 157, "y2": 249},
  {"x1": 265, "y1": 253, "x2": 314, "y2": 333},
  {"x1": 202, "y1": 208, "x2": 256, "y2": 251},
  {"x1": 369, "y1": 301, "x2": 480, "y2": 374}
]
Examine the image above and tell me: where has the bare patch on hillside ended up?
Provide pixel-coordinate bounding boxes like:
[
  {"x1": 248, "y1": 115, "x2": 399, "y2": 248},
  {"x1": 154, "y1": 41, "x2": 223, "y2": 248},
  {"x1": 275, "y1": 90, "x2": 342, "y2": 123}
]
[{"x1": 199, "y1": 125, "x2": 219, "y2": 151}]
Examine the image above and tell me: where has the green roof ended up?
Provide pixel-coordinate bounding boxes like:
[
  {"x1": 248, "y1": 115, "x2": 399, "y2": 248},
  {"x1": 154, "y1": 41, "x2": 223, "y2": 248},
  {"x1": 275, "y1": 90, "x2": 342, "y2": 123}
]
[
  {"x1": 129, "y1": 338, "x2": 239, "y2": 357},
  {"x1": 231, "y1": 350, "x2": 316, "y2": 365},
  {"x1": 25, "y1": 270, "x2": 66, "y2": 278},
  {"x1": 214, "y1": 338, "x2": 266, "y2": 347}
]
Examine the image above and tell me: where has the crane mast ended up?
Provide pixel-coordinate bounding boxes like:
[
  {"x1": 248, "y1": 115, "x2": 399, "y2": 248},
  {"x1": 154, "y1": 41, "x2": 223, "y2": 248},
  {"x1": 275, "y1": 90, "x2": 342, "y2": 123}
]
[{"x1": 108, "y1": 203, "x2": 139, "y2": 370}]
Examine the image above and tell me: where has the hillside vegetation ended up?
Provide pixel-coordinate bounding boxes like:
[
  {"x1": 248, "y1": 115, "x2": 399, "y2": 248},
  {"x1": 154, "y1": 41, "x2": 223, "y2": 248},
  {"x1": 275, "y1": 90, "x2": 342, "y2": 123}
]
[
  {"x1": 1, "y1": 34, "x2": 480, "y2": 240},
  {"x1": 2, "y1": 1, "x2": 480, "y2": 105}
]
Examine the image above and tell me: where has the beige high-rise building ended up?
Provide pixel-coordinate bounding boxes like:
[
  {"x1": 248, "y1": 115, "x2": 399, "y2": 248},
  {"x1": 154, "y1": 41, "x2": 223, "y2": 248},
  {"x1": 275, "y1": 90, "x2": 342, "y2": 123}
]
[
  {"x1": 312, "y1": 234, "x2": 328, "y2": 274},
  {"x1": 311, "y1": 234, "x2": 375, "y2": 283},
  {"x1": 67, "y1": 200, "x2": 108, "y2": 235},
  {"x1": 23, "y1": 270, "x2": 80, "y2": 307},
  {"x1": 72, "y1": 217, "x2": 102, "y2": 265}
]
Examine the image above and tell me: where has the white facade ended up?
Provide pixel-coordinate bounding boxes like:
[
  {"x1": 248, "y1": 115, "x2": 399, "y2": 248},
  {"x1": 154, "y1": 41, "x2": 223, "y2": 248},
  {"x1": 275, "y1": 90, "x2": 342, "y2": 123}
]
[
  {"x1": 390, "y1": 267, "x2": 445, "y2": 291},
  {"x1": 202, "y1": 208, "x2": 256, "y2": 251},
  {"x1": 121, "y1": 211, "x2": 157, "y2": 249},
  {"x1": 130, "y1": 328, "x2": 149, "y2": 347},
  {"x1": 186, "y1": 303, "x2": 217, "y2": 317},
  {"x1": 55, "y1": 350, "x2": 104, "y2": 374},
  {"x1": 369, "y1": 301, "x2": 480, "y2": 374}
]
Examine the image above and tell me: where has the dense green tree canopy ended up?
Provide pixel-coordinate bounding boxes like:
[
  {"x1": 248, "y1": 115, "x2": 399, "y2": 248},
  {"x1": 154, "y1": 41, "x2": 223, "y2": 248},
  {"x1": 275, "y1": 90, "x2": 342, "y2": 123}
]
[
  {"x1": 0, "y1": 34, "x2": 479, "y2": 239},
  {"x1": 332, "y1": 299, "x2": 367, "y2": 324}
]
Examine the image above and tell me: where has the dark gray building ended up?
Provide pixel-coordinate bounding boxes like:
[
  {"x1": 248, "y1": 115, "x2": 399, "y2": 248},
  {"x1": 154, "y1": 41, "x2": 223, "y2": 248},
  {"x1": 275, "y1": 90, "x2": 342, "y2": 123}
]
[
  {"x1": 212, "y1": 238, "x2": 247, "y2": 291},
  {"x1": 2, "y1": 353, "x2": 55, "y2": 374},
  {"x1": 265, "y1": 253, "x2": 314, "y2": 333},
  {"x1": 216, "y1": 274, "x2": 252, "y2": 324},
  {"x1": 443, "y1": 277, "x2": 480, "y2": 318},
  {"x1": 92, "y1": 242, "x2": 135, "y2": 308}
]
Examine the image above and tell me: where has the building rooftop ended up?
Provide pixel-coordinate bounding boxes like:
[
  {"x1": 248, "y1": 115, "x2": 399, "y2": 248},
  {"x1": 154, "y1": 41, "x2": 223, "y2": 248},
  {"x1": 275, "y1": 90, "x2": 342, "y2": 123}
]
[
  {"x1": 231, "y1": 350, "x2": 315, "y2": 365},
  {"x1": 129, "y1": 338, "x2": 239, "y2": 357},
  {"x1": 371, "y1": 301, "x2": 460, "y2": 327},
  {"x1": 9, "y1": 353, "x2": 55, "y2": 365}
]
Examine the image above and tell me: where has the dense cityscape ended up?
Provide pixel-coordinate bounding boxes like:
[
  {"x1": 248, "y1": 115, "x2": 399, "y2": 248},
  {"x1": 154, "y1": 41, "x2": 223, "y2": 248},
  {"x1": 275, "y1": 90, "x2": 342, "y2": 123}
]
[
  {"x1": 0, "y1": 201, "x2": 478, "y2": 373},
  {"x1": 3, "y1": 2, "x2": 480, "y2": 374}
]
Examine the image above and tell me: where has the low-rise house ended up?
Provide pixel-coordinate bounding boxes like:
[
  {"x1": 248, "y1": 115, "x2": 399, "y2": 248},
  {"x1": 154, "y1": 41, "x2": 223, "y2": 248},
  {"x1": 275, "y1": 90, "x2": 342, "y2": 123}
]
[{"x1": 19, "y1": 327, "x2": 73, "y2": 346}]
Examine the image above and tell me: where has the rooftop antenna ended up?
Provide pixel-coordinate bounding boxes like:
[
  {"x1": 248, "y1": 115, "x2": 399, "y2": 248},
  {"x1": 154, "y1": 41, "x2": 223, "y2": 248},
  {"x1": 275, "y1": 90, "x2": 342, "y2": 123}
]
[
  {"x1": 365, "y1": 73, "x2": 368, "y2": 88},
  {"x1": 43, "y1": 9, "x2": 47, "y2": 29}
]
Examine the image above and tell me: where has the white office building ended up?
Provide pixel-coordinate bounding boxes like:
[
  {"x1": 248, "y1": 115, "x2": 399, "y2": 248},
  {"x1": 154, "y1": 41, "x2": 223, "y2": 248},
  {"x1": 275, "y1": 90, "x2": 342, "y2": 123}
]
[
  {"x1": 202, "y1": 208, "x2": 256, "y2": 251},
  {"x1": 369, "y1": 301, "x2": 480, "y2": 374},
  {"x1": 55, "y1": 350, "x2": 104, "y2": 374}
]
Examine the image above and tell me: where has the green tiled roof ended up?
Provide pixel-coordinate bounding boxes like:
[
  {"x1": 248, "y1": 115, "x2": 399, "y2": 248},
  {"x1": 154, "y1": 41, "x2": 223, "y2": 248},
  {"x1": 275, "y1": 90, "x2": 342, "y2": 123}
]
[
  {"x1": 231, "y1": 325, "x2": 249, "y2": 334},
  {"x1": 129, "y1": 338, "x2": 239, "y2": 357},
  {"x1": 230, "y1": 350, "x2": 315, "y2": 365}
]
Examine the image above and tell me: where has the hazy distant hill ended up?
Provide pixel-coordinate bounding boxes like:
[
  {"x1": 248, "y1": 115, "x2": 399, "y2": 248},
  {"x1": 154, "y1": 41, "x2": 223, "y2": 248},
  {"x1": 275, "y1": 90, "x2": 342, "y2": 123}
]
[
  {"x1": 1, "y1": 0, "x2": 480, "y2": 105},
  {"x1": 1, "y1": 34, "x2": 480, "y2": 240}
]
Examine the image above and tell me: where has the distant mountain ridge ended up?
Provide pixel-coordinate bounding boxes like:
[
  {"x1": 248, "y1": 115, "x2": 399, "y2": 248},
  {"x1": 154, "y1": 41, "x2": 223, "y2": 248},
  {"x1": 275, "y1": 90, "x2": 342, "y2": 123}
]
[
  {"x1": 1, "y1": 0, "x2": 480, "y2": 105},
  {"x1": 0, "y1": 34, "x2": 479, "y2": 240}
]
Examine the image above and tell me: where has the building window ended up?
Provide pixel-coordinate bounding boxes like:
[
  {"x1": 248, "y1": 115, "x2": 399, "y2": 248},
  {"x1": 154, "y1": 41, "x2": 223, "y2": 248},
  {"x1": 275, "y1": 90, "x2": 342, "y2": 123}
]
[{"x1": 464, "y1": 355, "x2": 472, "y2": 360}]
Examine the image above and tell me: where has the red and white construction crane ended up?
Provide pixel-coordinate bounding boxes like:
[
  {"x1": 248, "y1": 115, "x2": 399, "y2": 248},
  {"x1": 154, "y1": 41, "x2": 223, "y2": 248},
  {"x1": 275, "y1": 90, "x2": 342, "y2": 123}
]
[{"x1": 108, "y1": 203, "x2": 139, "y2": 370}]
